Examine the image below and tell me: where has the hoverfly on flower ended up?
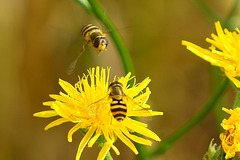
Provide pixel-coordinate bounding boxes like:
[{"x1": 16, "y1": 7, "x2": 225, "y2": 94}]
[
  {"x1": 34, "y1": 67, "x2": 162, "y2": 160},
  {"x1": 87, "y1": 80, "x2": 154, "y2": 123}
]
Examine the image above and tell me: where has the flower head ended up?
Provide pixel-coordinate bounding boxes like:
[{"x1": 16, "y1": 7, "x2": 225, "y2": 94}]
[
  {"x1": 34, "y1": 67, "x2": 163, "y2": 160},
  {"x1": 182, "y1": 21, "x2": 240, "y2": 88},
  {"x1": 220, "y1": 107, "x2": 240, "y2": 159}
]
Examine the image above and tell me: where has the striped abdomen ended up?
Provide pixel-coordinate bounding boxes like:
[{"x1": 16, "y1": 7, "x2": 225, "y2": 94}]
[
  {"x1": 81, "y1": 24, "x2": 108, "y2": 52},
  {"x1": 81, "y1": 24, "x2": 99, "y2": 36},
  {"x1": 110, "y1": 98, "x2": 127, "y2": 122}
]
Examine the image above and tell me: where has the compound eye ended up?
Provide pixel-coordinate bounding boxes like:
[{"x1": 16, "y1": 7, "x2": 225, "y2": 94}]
[
  {"x1": 94, "y1": 37, "x2": 108, "y2": 49},
  {"x1": 93, "y1": 37, "x2": 101, "y2": 49},
  {"x1": 103, "y1": 37, "x2": 108, "y2": 46}
]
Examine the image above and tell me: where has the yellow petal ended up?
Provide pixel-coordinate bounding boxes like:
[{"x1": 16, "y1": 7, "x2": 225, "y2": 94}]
[
  {"x1": 59, "y1": 79, "x2": 81, "y2": 100},
  {"x1": 49, "y1": 94, "x2": 68, "y2": 102},
  {"x1": 135, "y1": 77, "x2": 151, "y2": 93},
  {"x1": 43, "y1": 101, "x2": 54, "y2": 106},
  {"x1": 133, "y1": 87, "x2": 151, "y2": 105},
  {"x1": 97, "y1": 142, "x2": 111, "y2": 160},
  {"x1": 226, "y1": 74, "x2": 240, "y2": 88},
  {"x1": 118, "y1": 72, "x2": 132, "y2": 88},
  {"x1": 120, "y1": 126, "x2": 152, "y2": 146},
  {"x1": 33, "y1": 110, "x2": 58, "y2": 118},
  {"x1": 88, "y1": 133, "x2": 100, "y2": 147},
  {"x1": 81, "y1": 79, "x2": 91, "y2": 95},
  {"x1": 222, "y1": 107, "x2": 232, "y2": 114},
  {"x1": 76, "y1": 126, "x2": 96, "y2": 160},
  {"x1": 44, "y1": 118, "x2": 69, "y2": 130},
  {"x1": 52, "y1": 102, "x2": 87, "y2": 121},
  {"x1": 111, "y1": 144, "x2": 120, "y2": 155},
  {"x1": 50, "y1": 94, "x2": 80, "y2": 110},
  {"x1": 114, "y1": 128, "x2": 138, "y2": 154},
  {"x1": 124, "y1": 117, "x2": 148, "y2": 127},
  {"x1": 182, "y1": 41, "x2": 223, "y2": 65},
  {"x1": 89, "y1": 67, "x2": 96, "y2": 89},
  {"x1": 105, "y1": 68, "x2": 110, "y2": 89},
  {"x1": 129, "y1": 110, "x2": 163, "y2": 117},
  {"x1": 68, "y1": 123, "x2": 82, "y2": 142},
  {"x1": 123, "y1": 118, "x2": 160, "y2": 142},
  {"x1": 215, "y1": 21, "x2": 224, "y2": 37},
  {"x1": 126, "y1": 77, "x2": 151, "y2": 98},
  {"x1": 88, "y1": 126, "x2": 103, "y2": 147},
  {"x1": 102, "y1": 125, "x2": 111, "y2": 142}
]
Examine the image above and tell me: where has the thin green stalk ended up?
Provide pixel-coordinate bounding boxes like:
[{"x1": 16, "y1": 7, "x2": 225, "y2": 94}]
[
  {"x1": 87, "y1": 0, "x2": 135, "y2": 76},
  {"x1": 135, "y1": 133, "x2": 148, "y2": 160},
  {"x1": 104, "y1": 152, "x2": 113, "y2": 160},
  {"x1": 74, "y1": 0, "x2": 93, "y2": 14},
  {"x1": 224, "y1": 0, "x2": 240, "y2": 29},
  {"x1": 147, "y1": 78, "x2": 229, "y2": 157},
  {"x1": 79, "y1": 130, "x2": 113, "y2": 160},
  {"x1": 233, "y1": 89, "x2": 240, "y2": 109},
  {"x1": 97, "y1": 135, "x2": 113, "y2": 160},
  {"x1": 190, "y1": 0, "x2": 222, "y2": 22},
  {"x1": 211, "y1": 67, "x2": 225, "y2": 133}
]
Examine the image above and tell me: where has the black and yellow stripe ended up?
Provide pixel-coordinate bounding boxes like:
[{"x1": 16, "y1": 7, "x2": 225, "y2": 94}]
[
  {"x1": 110, "y1": 98, "x2": 127, "y2": 122},
  {"x1": 80, "y1": 24, "x2": 108, "y2": 53},
  {"x1": 81, "y1": 24, "x2": 101, "y2": 37}
]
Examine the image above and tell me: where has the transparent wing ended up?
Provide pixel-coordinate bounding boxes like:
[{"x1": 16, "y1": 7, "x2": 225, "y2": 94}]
[
  {"x1": 67, "y1": 40, "x2": 86, "y2": 75},
  {"x1": 123, "y1": 94, "x2": 153, "y2": 120},
  {"x1": 86, "y1": 95, "x2": 110, "y2": 116}
]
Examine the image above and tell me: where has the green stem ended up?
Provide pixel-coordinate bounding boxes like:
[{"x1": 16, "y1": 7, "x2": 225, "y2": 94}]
[
  {"x1": 79, "y1": 130, "x2": 113, "y2": 160},
  {"x1": 74, "y1": 0, "x2": 93, "y2": 14},
  {"x1": 87, "y1": 0, "x2": 135, "y2": 76},
  {"x1": 135, "y1": 133, "x2": 148, "y2": 160},
  {"x1": 211, "y1": 67, "x2": 225, "y2": 133},
  {"x1": 190, "y1": 0, "x2": 222, "y2": 22},
  {"x1": 104, "y1": 152, "x2": 113, "y2": 160},
  {"x1": 233, "y1": 89, "x2": 240, "y2": 109},
  {"x1": 147, "y1": 78, "x2": 229, "y2": 157},
  {"x1": 223, "y1": 0, "x2": 240, "y2": 28},
  {"x1": 97, "y1": 135, "x2": 113, "y2": 160}
]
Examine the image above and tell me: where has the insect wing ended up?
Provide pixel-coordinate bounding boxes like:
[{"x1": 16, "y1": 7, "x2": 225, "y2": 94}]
[
  {"x1": 86, "y1": 95, "x2": 110, "y2": 116},
  {"x1": 67, "y1": 38, "x2": 87, "y2": 75},
  {"x1": 123, "y1": 95, "x2": 153, "y2": 119}
]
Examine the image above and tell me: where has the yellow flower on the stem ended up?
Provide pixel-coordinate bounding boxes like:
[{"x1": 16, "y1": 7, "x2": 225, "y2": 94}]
[
  {"x1": 34, "y1": 67, "x2": 163, "y2": 160},
  {"x1": 220, "y1": 107, "x2": 240, "y2": 159},
  {"x1": 182, "y1": 21, "x2": 240, "y2": 88}
]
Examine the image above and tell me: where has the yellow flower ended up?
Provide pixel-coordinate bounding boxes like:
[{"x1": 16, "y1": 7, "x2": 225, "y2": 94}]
[
  {"x1": 220, "y1": 107, "x2": 240, "y2": 159},
  {"x1": 182, "y1": 21, "x2": 240, "y2": 88},
  {"x1": 34, "y1": 67, "x2": 163, "y2": 160}
]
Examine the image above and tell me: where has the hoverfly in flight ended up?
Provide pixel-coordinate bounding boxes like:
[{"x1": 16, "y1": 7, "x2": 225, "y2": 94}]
[
  {"x1": 81, "y1": 24, "x2": 108, "y2": 55},
  {"x1": 68, "y1": 24, "x2": 108, "y2": 74}
]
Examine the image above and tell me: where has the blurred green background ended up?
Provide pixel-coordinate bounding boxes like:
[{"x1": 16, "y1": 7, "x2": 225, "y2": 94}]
[{"x1": 0, "y1": 0, "x2": 238, "y2": 159}]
